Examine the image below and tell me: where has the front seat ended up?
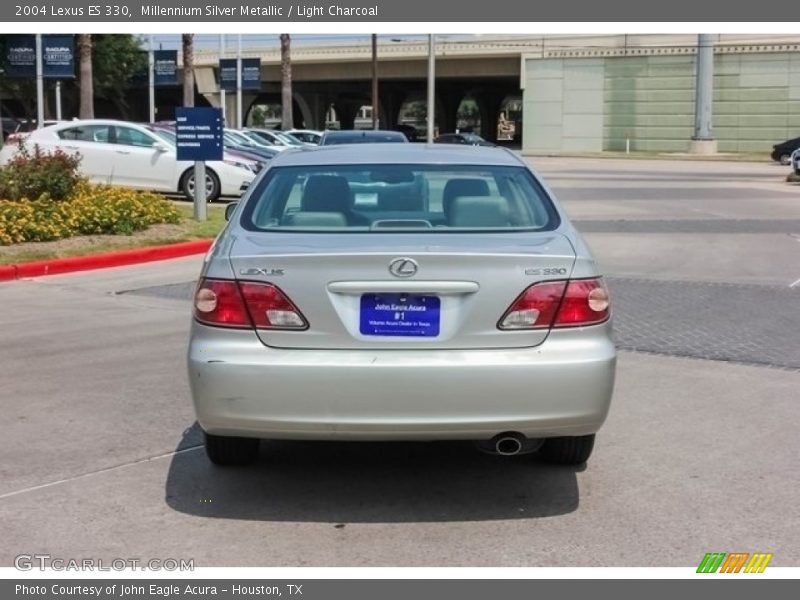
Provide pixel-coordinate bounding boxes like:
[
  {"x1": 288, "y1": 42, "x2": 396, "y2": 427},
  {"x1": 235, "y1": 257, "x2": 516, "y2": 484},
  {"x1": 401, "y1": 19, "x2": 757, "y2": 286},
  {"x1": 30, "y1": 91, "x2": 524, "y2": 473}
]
[
  {"x1": 441, "y1": 178, "x2": 490, "y2": 220},
  {"x1": 301, "y1": 175, "x2": 370, "y2": 226}
]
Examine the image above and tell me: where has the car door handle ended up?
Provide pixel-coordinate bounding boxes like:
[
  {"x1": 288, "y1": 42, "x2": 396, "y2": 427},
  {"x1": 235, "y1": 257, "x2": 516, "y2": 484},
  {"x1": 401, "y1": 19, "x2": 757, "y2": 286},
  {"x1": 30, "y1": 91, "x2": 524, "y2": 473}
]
[
  {"x1": 115, "y1": 150, "x2": 131, "y2": 155},
  {"x1": 63, "y1": 145, "x2": 79, "y2": 150}
]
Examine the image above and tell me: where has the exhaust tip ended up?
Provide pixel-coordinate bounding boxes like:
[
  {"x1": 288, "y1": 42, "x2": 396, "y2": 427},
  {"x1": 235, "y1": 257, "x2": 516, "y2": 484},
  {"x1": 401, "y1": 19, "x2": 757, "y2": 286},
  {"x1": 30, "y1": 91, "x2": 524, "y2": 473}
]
[{"x1": 494, "y1": 433, "x2": 525, "y2": 456}]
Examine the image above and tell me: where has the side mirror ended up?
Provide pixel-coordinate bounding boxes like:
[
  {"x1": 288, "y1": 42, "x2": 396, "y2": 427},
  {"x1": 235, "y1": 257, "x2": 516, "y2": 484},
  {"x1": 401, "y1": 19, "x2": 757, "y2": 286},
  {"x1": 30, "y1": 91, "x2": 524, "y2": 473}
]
[
  {"x1": 153, "y1": 142, "x2": 169, "y2": 153},
  {"x1": 224, "y1": 202, "x2": 239, "y2": 221}
]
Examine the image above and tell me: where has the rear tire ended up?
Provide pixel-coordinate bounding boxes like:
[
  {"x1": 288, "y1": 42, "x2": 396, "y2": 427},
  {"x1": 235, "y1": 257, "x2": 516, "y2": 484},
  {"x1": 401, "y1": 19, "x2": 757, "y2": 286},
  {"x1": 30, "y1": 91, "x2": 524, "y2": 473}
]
[
  {"x1": 539, "y1": 434, "x2": 595, "y2": 465},
  {"x1": 204, "y1": 432, "x2": 259, "y2": 466},
  {"x1": 779, "y1": 153, "x2": 791, "y2": 165},
  {"x1": 181, "y1": 168, "x2": 221, "y2": 202}
]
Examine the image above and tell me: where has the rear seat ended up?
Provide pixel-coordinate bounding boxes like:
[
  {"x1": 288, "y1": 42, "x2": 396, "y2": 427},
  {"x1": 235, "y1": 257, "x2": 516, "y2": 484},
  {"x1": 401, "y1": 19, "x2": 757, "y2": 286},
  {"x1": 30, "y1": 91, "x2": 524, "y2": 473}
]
[{"x1": 282, "y1": 212, "x2": 348, "y2": 228}]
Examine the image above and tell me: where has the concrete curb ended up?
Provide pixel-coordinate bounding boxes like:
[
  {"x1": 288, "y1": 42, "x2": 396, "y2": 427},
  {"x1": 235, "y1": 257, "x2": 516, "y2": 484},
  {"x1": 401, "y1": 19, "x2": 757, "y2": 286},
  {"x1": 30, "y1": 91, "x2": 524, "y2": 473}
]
[{"x1": 0, "y1": 239, "x2": 212, "y2": 282}]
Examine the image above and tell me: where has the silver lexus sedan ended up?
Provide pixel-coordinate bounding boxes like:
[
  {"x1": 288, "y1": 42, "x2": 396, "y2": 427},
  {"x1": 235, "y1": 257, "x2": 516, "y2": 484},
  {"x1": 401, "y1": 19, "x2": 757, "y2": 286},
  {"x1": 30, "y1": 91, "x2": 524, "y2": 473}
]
[{"x1": 188, "y1": 144, "x2": 616, "y2": 466}]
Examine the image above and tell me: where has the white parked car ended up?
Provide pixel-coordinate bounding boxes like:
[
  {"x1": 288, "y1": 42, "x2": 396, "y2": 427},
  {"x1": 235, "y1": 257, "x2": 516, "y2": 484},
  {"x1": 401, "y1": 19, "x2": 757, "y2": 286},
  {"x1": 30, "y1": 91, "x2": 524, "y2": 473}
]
[
  {"x1": 285, "y1": 129, "x2": 323, "y2": 145},
  {"x1": 0, "y1": 119, "x2": 257, "y2": 202},
  {"x1": 244, "y1": 128, "x2": 309, "y2": 148}
]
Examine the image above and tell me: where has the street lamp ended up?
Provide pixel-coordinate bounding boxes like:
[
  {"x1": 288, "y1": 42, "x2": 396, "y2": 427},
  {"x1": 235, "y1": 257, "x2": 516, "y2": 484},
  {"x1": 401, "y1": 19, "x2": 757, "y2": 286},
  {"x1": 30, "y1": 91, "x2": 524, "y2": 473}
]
[
  {"x1": 427, "y1": 34, "x2": 435, "y2": 143},
  {"x1": 371, "y1": 34, "x2": 378, "y2": 130}
]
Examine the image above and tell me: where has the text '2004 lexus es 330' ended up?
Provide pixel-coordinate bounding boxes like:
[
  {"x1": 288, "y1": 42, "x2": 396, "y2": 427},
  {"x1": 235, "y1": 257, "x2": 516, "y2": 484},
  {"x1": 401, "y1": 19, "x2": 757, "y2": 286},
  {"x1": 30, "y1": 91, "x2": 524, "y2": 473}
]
[{"x1": 187, "y1": 144, "x2": 616, "y2": 466}]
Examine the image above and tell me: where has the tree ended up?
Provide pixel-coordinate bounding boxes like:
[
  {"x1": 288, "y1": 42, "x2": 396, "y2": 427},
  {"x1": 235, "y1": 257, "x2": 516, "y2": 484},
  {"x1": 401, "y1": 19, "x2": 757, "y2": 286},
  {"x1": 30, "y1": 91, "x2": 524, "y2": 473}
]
[
  {"x1": 250, "y1": 105, "x2": 266, "y2": 127},
  {"x1": 280, "y1": 34, "x2": 292, "y2": 129},
  {"x1": 91, "y1": 35, "x2": 146, "y2": 119},
  {"x1": 182, "y1": 34, "x2": 194, "y2": 107},
  {"x1": 77, "y1": 34, "x2": 93, "y2": 119}
]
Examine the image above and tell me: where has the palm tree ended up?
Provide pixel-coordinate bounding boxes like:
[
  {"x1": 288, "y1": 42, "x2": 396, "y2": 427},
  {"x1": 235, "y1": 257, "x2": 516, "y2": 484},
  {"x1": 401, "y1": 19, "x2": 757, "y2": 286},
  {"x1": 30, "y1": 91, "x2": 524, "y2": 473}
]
[
  {"x1": 182, "y1": 34, "x2": 194, "y2": 107},
  {"x1": 77, "y1": 34, "x2": 93, "y2": 119},
  {"x1": 280, "y1": 34, "x2": 293, "y2": 129}
]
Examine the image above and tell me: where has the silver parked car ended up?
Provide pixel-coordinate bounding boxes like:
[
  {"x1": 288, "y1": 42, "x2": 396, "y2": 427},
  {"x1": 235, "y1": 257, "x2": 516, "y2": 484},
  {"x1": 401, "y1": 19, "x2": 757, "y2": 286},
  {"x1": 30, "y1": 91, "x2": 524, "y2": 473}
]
[{"x1": 188, "y1": 144, "x2": 616, "y2": 466}]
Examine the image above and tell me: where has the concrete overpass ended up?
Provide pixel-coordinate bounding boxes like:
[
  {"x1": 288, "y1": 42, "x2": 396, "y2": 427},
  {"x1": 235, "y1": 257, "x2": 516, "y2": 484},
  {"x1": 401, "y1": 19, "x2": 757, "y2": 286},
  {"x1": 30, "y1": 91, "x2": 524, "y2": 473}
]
[
  {"x1": 192, "y1": 36, "x2": 530, "y2": 137},
  {"x1": 138, "y1": 33, "x2": 800, "y2": 154}
]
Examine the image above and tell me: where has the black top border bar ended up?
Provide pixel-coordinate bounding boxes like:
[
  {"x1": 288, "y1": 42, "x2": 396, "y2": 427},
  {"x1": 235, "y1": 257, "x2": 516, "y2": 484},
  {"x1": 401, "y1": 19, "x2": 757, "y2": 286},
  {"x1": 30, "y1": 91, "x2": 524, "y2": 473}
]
[{"x1": 0, "y1": 0, "x2": 797, "y2": 22}]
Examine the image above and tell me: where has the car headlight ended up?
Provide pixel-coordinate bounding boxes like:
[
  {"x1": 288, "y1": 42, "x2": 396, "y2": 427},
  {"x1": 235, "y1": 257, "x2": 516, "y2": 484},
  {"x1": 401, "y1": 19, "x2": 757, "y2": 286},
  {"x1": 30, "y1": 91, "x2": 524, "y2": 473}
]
[{"x1": 224, "y1": 159, "x2": 257, "y2": 173}]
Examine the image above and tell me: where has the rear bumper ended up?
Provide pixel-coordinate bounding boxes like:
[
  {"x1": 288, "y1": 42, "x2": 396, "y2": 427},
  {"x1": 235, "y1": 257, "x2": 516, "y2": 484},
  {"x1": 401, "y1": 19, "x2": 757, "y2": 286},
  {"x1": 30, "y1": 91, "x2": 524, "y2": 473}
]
[{"x1": 187, "y1": 322, "x2": 616, "y2": 441}]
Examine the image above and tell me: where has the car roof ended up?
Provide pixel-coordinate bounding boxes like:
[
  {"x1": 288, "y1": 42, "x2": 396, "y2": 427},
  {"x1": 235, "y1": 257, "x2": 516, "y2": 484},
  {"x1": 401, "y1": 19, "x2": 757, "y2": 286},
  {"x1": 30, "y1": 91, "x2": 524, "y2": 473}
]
[
  {"x1": 321, "y1": 130, "x2": 407, "y2": 142},
  {"x1": 266, "y1": 143, "x2": 524, "y2": 167}
]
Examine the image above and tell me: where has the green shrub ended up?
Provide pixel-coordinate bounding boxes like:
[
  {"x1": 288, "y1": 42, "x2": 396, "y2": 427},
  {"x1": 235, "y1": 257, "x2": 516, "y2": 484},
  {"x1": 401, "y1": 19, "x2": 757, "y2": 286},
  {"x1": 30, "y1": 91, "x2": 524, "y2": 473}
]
[
  {"x1": 0, "y1": 142, "x2": 83, "y2": 202},
  {"x1": 0, "y1": 183, "x2": 181, "y2": 245}
]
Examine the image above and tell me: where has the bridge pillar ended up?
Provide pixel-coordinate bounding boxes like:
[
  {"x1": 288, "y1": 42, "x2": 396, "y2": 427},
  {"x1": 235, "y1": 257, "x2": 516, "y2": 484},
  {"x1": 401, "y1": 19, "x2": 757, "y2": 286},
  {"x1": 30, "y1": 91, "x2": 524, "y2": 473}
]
[
  {"x1": 438, "y1": 86, "x2": 462, "y2": 135},
  {"x1": 335, "y1": 102, "x2": 360, "y2": 130},
  {"x1": 379, "y1": 85, "x2": 406, "y2": 130}
]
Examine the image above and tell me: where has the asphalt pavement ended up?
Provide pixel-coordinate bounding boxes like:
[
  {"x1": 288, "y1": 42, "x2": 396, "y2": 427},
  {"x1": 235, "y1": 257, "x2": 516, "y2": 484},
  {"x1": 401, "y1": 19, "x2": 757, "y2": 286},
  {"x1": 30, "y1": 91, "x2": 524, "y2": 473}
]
[{"x1": 1, "y1": 157, "x2": 798, "y2": 567}]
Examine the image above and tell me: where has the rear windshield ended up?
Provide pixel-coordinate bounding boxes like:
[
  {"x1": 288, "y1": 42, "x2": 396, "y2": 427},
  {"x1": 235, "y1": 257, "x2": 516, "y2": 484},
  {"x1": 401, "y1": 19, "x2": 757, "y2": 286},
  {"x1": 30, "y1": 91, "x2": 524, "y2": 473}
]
[{"x1": 240, "y1": 164, "x2": 560, "y2": 232}]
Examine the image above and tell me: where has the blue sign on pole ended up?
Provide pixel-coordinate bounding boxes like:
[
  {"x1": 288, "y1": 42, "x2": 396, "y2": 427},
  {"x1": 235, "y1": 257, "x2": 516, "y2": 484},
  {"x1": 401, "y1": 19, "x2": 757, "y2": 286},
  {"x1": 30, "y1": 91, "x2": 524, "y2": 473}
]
[
  {"x1": 5, "y1": 35, "x2": 36, "y2": 79},
  {"x1": 154, "y1": 50, "x2": 178, "y2": 86},
  {"x1": 219, "y1": 58, "x2": 237, "y2": 91},
  {"x1": 175, "y1": 107, "x2": 224, "y2": 162},
  {"x1": 42, "y1": 35, "x2": 75, "y2": 79}
]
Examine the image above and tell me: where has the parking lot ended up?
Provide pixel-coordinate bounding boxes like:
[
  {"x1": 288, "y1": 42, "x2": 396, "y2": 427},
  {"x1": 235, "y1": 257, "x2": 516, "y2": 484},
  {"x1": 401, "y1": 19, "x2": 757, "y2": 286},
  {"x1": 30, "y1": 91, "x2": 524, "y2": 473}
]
[{"x1": 1, "y1": 157, "x2": 798, "y2": 567}]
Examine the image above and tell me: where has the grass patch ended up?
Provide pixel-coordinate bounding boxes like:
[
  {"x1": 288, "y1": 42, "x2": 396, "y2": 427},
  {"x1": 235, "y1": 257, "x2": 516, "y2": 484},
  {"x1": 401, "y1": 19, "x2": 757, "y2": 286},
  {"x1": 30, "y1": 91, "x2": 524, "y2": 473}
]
[{"x1": 0, "y1": 201, "x2": 228, "y2": 265}]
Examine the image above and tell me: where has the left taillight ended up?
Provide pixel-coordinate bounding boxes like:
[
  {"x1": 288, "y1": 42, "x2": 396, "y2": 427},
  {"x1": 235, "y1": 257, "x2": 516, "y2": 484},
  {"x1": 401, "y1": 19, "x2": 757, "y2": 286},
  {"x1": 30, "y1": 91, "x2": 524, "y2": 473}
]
[{"x1": 193, "y1": 278, "x2": 308, "y2": 330}]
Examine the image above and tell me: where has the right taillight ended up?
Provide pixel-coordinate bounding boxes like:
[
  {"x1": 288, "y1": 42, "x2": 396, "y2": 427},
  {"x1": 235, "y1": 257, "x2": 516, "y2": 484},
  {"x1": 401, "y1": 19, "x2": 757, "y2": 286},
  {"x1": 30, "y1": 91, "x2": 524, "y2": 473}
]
[
  {"x1": 498, "y1": 278, "x2": 610, "y2": 330},
  {"x1": 193, "y1": 278, "x2": 308, "y2": 330}
]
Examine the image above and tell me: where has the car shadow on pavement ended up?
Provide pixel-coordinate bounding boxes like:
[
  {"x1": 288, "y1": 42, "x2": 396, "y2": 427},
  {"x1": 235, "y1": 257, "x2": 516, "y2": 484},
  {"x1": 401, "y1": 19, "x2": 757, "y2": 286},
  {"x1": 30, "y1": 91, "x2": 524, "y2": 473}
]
[{"x1": 165, "y1": 423, "x2": 582, "y2": 523}]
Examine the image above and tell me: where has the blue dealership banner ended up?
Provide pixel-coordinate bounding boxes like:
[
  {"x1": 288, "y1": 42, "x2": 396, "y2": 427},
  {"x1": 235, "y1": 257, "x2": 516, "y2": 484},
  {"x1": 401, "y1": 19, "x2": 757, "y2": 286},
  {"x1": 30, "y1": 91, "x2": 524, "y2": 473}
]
[
  {"x1": 42, "y1": 35, "x2": 75, "y2": 79},
  {"x1": 219, "y1": 58, "x2": 260, "y2": 91},
  {"x1": 5, "y1": 34, "x2": 74, "y2": 79},
  {"x1": 154, "y1": 49, "x2": 178, "y2": 86},
  {"x1": 5, "y1": 35, "x2": 36, "y2": 79},
  {"x1": 219, "y1": 58, "x2": 237, "y2": 91},
  {"x1": 242, "y1": 58, "x2": 262, "y2": 90}
]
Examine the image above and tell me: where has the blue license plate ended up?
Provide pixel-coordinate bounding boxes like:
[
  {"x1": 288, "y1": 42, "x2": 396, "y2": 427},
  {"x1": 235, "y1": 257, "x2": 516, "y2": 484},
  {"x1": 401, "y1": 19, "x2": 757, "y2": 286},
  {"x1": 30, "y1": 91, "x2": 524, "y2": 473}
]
[{"x1": 359, "y1": 293, "x2": 440, "y2": 337}]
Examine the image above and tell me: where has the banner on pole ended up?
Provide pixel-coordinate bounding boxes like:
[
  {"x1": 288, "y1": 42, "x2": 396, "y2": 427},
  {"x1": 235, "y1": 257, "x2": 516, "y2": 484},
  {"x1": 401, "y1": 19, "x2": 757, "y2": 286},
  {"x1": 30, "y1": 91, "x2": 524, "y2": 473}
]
[
  {"x1": 42, "y1": 35, "x2": 75, "y2": 79},
  {"x1": 219, "y1": 58, "x2": 237, "y2": 91},
  {"x1": 5, "y1": 35, "x2": 36, "y2": 79},
  {"x1": 154, "y1": 49, "x2": 178, "y2": 86},
  {"x1": 241, "y1": 58, "x2": 261, "y2": 91}
]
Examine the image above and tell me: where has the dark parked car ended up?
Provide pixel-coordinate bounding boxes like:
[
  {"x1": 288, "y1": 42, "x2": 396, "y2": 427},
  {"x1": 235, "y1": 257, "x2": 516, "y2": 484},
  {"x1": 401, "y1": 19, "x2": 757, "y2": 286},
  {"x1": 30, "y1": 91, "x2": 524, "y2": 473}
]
[
  {"x1": 771, "y1": 137, "x2": 800, "y2": 165},
  {"x1": 434, "y1": 133, "x2": 495, "y2": 147},
  {"x1": 394, "y1": 124, "x2": 420, "y2": 142},
  {"x1": 319, "y1": 130, "x2": 409, "y2": 145}
]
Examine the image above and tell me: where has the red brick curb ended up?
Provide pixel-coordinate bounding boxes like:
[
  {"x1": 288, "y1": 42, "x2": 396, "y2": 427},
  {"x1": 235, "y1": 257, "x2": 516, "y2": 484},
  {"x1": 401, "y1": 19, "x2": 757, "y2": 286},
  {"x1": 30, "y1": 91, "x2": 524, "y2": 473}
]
[{"x1": 0, "y1": 239, "x2": 213, "y2": 282}]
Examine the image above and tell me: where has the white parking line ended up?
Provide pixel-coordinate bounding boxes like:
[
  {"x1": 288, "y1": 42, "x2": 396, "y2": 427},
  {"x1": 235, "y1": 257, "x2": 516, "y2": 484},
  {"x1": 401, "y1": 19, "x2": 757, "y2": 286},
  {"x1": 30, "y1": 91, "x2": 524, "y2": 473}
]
[
  {"x1": 0, "y1": 445, "x2": 203, "y2": 501},
  {"x1": 790, "y1": 277, "x2": 800, "y2": 288}
]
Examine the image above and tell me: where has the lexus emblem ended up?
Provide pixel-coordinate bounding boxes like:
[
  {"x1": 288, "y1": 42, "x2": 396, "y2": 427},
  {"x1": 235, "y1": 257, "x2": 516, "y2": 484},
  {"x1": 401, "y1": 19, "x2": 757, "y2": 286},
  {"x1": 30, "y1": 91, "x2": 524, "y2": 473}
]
[{"x1": 388, "y1": 257, "x2": 418, "y2": 278}]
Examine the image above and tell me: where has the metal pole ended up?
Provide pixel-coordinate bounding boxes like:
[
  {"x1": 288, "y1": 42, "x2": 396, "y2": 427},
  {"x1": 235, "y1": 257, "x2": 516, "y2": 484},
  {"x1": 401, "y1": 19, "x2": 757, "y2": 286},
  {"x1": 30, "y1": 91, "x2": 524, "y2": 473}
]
[
  {"x1": 371, "y1": 34, "x2": 378, "y2": 130},
  {"x1": 236, "y1": 34, "x2": 243, "y2": 129},
  {"x1": 193, "y1": 161, "x2": 207, "y2": 222},
  {"x1": 219, "y1": 34, "x2": 226, "y2": 125},
  {"x1": 55, "y1": 81, "x2": 62, "y2": 120},
  {"x1": 35, "y1": 34, "x2": 45, "y2": 128},
  {"x1": 426, "y1": 34, "x2": 435, "y2": 143},
  {"x1": 693, "y1": 34, "x2": 714, "y2": 141},
  {"x1": 148, "y1": 35, "x2": 155, "y2": 123}
]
